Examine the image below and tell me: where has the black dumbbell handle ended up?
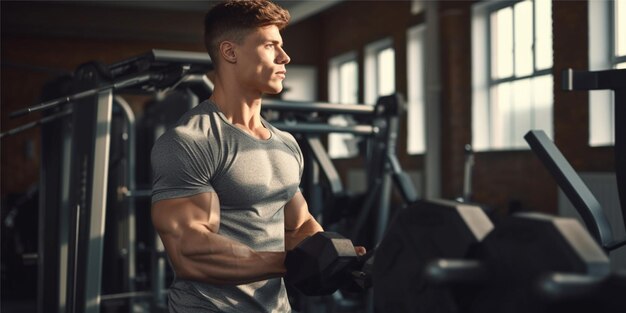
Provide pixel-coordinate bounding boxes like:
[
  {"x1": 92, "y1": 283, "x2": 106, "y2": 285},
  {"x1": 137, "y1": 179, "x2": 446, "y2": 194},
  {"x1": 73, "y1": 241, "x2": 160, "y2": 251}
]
[{"x1": 424, "y1": 259, "x2": 488, "y2": 285}]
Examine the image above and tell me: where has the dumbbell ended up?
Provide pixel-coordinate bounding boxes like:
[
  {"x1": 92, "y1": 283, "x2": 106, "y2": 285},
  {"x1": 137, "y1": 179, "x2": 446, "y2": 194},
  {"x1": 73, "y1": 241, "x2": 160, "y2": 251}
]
[
  {"x1": 284, "y1": 231, "x2": 373, "y2": 296},
  {"x1": 422, "y1": 212, "x2": 617, "y2": 313},
  {"x1": 373, "y1": 199, "x2": 494, "y2": 313}
]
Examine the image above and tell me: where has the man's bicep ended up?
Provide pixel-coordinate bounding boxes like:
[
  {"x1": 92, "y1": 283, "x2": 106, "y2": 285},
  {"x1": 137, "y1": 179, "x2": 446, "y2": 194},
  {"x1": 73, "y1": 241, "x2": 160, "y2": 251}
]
[{"x1": 151, "y1": 192, "x2": 221, "y2": 237}]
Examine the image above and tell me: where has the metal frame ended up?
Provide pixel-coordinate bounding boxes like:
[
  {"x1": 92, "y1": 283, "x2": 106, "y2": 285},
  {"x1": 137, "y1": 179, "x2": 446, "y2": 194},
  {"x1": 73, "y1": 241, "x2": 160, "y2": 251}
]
[
  {"x1": 15, "y1": 50, "x2": 216, "y2": 313},
  {"x1": 562, "y1": 68, "x2": 626, "y2": 237},
  {"x1": 112, "y1": 96, "x2": 137, "y2": 309},
  {"x1": 37, "y1": 103, "x2": 73, "y2": 313},
  {"x1": 263, "y1": 98, "x2": 375, "y2": 115},
  {"x1": 524, "y1": 130, "x2": 614, "y2": 247}
]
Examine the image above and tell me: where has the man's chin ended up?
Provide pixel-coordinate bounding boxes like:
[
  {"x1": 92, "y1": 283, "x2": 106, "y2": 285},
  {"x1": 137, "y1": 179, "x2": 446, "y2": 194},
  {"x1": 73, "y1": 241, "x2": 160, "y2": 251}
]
[{"x1": 263, "y1": 86, "x2": 283, "y2": 95}]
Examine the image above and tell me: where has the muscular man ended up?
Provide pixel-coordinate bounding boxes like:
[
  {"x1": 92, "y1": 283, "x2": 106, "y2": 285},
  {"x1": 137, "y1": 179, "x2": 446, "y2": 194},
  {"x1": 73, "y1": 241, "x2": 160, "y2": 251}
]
[{"x1": 151, "y1": 1, "x2": 363, "y2": 312}]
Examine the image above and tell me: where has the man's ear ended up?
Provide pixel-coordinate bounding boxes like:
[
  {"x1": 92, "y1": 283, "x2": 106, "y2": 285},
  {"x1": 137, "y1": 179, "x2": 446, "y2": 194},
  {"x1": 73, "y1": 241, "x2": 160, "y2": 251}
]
[{"x1": 219, "y1": 41, "x2": 237, "y2": 64}]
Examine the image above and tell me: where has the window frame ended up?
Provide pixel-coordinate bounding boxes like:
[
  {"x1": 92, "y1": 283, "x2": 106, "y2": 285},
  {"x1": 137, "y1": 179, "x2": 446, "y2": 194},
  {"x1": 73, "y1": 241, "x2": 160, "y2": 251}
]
[
  {"x1": 472, "y1": 0, "x2": 554, "y2": 151},
  {"x1": 588, "y1": 0, "x2": 622, "y2": 147},
  {"x1": 364, "y1": 37, "x2": 395, "y2": 105},
  {"x1": 329, "y1": 51, "x2": 359, "y2": 104}
]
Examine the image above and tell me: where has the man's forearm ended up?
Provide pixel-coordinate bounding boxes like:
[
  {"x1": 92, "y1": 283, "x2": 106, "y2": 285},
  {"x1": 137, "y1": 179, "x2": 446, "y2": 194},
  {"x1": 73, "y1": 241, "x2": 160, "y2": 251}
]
[
  {"x1": 285, "y1": 215, "x2": 324, "y2": 250},
  {"x1": 169, "y1": 226, "x2": 287, "y2": 285}
]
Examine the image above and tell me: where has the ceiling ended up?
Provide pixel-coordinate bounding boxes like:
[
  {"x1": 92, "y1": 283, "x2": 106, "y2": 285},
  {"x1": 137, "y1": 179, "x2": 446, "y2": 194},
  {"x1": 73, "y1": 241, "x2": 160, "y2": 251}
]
[{"x1": 81, "y1": 0, "x2": 343, "y2": 24}]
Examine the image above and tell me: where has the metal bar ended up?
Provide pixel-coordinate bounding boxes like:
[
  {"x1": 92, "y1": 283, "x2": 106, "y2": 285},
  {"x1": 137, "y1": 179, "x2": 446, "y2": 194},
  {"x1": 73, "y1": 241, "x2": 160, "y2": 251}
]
[
  {"x1": 388, "y1": 154, "x2": 419, "y2": 204},
  {"x1": 9, "y1": 73, "x2": 155, "y2": 118},
  {"x1": 84, "y1": 89, "x2": 113, "y2": 313},
  {"x1": 58, "y1": 119, "x2": 74, "y2": 313},
  {"x1": 151, "y1": 49, "x2": 212, "y2": 65},
  {"x1": 538, "y1": 273, "x2": 605, "y2": 301},
  {"x1": 306, "y1": 137, "x2": 344, "y2": 196},
  {"x1": 300, "y1": 137, "x2": 320, "y2": 222},
  {"x1": 263, "y1": 99, "x2": 375, "y2": 115},
  {"x1": 524, "y1": 130, "x2": 614, "y2": 248},
  {"x1": 0, "y1": 109, "x2": 72, "y2": 139},
  {"x1": 271, "y1": 122, "x2": 377, "y2": 135},
  {"x1": 37, "y1": 105, "x2": 72, "y2": 313},
  {"x1": 152, "y1": 233, "x2": 167, "y2": 309},
  {"x1": 124, "y1": 189, "x2": 153, "y2": 198},
  {"x1": 375, "y1": 115, "x2": 398, "y2": 244},
  {"x1": 100, "y1": 291, "x2": 152, "y2": 302},
  {"x1": 114, "y1": 96, "x2": 137, "y2": 312},
  {"x1": 562, "y1": 68, "x2": 626, "y2": 91},
  {"x1": 561, "y1": 68, "x2": 626, "y2": 239},
  {"x1": 612, "y1": 89, "x2": 624, "y2": 236}
]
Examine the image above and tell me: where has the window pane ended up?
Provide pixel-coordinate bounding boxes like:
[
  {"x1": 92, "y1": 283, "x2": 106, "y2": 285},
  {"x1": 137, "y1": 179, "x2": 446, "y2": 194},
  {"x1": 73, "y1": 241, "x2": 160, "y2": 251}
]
[
  {"x1": 490, "y1": 82, "x2": 512, "y2": 148},
  {"x1": 328, "y1": 115, "x2": 359, "y2": 158},
  {"x1": 617, "y1": 0, "x2": 626, "y2": 57},
  {"x1": 511, "y1": 78, "x2": 532, "y2": 147},
  {"x1": 532, "y1": 74, "x2": 553, "y2": 139},
  {"x1": 407, "y1": 26, "x2": 426, "y2": 154},
  {"x1": 589, "y1": 90, "x2": 613, "y2": 146},
  {"x1": 515, "y1": 0, "x2": 533, "y2": 77},
  {"x1": 377, "y1": 47, "x2": 396, "y2": 97},
  {"x1": 535, "y1": 0, "x2": 553, "y2": 70},
  {"x1": 491, "y1": 7, "x2": 514, "y2": 79},
  {"x1": 617, "y1": 62, "x2": 626, "y2": 69},
  {"x1": 339, "y1": 60, "x2": 358, "y2": 104},
  {"x1": 328, "y1": 53, "x2": 359, "y2": 158}
]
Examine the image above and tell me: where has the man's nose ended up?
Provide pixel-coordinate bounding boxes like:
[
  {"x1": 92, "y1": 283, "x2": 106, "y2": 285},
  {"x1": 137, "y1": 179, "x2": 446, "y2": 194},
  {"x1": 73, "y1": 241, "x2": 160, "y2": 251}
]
[{"x1": 277, "y1": 47, "x2": 290, "y2": 64}]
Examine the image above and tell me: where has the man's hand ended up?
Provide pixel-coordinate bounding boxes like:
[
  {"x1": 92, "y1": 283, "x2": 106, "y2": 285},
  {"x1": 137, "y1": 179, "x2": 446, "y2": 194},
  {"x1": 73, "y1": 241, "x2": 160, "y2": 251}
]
[{"x1": 355, "y1": 246, "x2": 367, "y2": 256}]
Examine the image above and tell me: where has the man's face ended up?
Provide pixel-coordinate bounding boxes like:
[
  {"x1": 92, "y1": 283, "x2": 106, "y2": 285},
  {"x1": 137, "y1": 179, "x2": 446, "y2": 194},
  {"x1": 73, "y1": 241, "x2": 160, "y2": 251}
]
[{"x1": 234, "y1": 25, "x2": 290, "y2": 95}]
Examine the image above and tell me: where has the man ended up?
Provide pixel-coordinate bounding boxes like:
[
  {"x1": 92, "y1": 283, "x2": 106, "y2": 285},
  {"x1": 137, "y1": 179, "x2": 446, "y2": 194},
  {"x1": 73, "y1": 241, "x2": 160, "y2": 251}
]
[{"x1": 151, "y1": 1, "x2": 364, "y2": 312}]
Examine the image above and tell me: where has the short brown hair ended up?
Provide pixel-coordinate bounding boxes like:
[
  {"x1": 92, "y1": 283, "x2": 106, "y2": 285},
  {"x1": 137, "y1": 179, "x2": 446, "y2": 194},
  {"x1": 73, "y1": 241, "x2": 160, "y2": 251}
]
[{"x1": 204, "y1": 0, "x2": 290, "y2": 67}]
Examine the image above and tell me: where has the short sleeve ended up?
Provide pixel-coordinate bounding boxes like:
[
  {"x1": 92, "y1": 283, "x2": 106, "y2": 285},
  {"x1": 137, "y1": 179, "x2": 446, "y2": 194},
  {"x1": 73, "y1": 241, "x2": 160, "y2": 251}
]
[{"x1": 151, "y1": 128, "x2": 215, "y2": 203}]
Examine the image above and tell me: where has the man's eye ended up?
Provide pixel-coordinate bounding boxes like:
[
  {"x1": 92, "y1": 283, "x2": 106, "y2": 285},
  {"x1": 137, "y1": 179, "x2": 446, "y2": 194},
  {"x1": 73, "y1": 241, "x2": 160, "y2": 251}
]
[{"x1": 266, "y1": 44, "x2": 274, "y2": 48}]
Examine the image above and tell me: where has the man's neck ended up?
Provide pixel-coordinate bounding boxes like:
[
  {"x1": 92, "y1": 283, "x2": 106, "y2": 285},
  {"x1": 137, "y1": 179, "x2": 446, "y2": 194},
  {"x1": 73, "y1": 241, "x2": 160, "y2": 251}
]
[{"x1": 209, "y1": 78, "x2": 269, "y2": 139}]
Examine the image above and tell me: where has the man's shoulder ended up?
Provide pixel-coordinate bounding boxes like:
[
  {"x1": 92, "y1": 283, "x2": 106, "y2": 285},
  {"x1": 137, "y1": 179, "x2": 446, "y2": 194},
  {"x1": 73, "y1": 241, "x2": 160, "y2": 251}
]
[
  {"x1": 161, "y1": 103, "x2": 218, "y2": 142},
  {"x1": 152, "y1": 114, "x2": 216, "y2": 158}
]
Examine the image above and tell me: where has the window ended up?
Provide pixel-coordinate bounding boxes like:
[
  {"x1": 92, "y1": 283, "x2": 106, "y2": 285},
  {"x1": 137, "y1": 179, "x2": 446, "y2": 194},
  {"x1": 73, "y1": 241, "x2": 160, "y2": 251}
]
[
  {"x1": 407, "y1": 25, "x2": 426, "y2": 154},
  {"x1": 588, "y1": 0, "x2": 624, "y2": 146},
  {"x1": 365, "y1": 37, "x2": 395, "y2": 105},
  {"x1": 472, "y1": 0, "x2": 553, "y2": 151},
  {"x1": 328, "y1": 52, "x2": 360, "y2": 158},
  {"x1": 281, "y1": 65, "x2": 317, "y2": 102}
]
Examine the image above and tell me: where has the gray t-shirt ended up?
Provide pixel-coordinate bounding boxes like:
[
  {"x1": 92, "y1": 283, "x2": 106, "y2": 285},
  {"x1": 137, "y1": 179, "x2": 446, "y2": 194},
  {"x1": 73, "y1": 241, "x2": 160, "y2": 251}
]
[{"x1": 151, "y1": 100, "x2": 303, "y2": 313}]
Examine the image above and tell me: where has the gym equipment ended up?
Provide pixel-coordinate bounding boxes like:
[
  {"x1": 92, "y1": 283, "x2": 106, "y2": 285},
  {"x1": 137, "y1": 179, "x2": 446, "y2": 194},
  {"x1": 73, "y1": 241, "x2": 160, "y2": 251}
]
[
  {"x1": 373, "y1": 199, "x2": 493, "y2": 313},
  {"x1": 457, "y1": 213, "x2": 611, "y2": 313},
  {"x1": 562, "y1": 68, "x2": 626, "y2": 231},
  {"x1": 524, "y1": 130, "x2": 626, "y2": 251},
  {"x1": 9, "y1": 50, "x2": 214, "y2": 313},
  {"x1": 284, "y1": 231, "x2": 374, "y2": 296},
  {"x1": 536, "y1": 271, "x2": 626, "y2": 312},
  {"x1": 285, "y1": 232, "x2": 358, "y2": 296},
  {"x1": 286, "y1": 200, "x2": 621, "y2": 313},
  {"x1": 370, "y1": 201, "x2": 613, "y2": 313}
]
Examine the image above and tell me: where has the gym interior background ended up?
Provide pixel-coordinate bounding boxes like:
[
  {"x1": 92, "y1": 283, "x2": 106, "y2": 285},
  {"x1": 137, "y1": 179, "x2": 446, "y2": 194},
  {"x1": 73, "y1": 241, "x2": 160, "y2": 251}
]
[{"x1": 1, "y1": 0, "x2": 625, "y2": 313}]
